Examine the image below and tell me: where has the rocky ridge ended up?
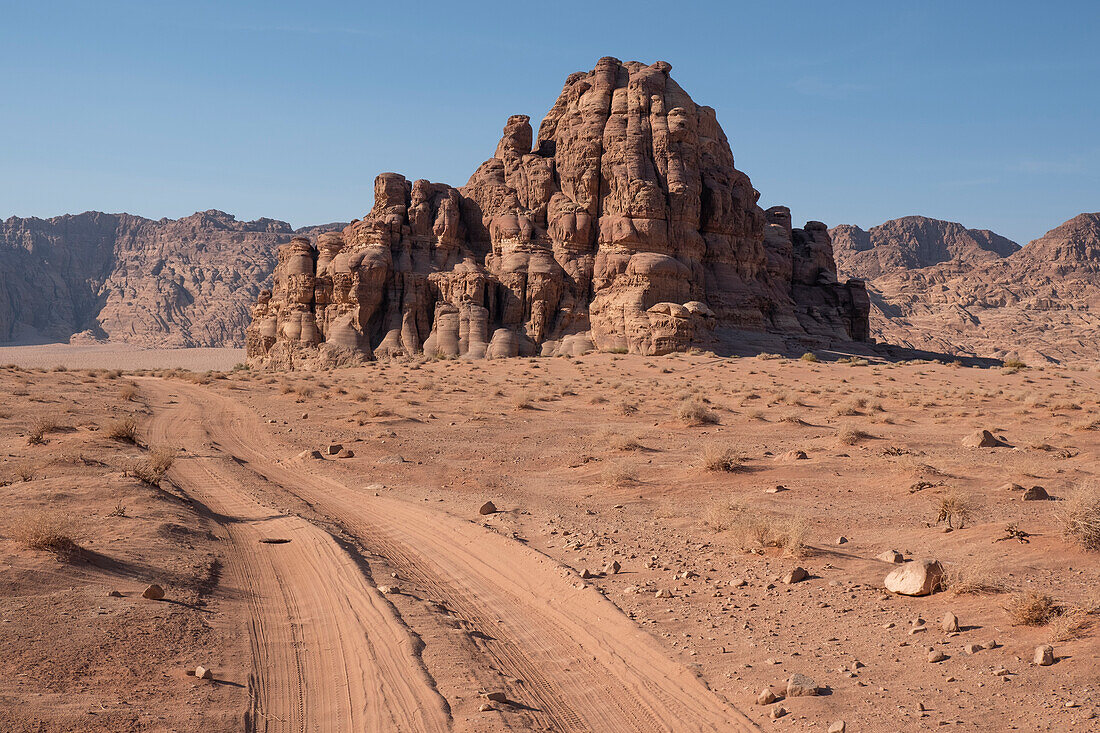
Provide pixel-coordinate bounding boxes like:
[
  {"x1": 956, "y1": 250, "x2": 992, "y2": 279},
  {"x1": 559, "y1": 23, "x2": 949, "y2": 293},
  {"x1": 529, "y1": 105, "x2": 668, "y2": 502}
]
[
  {"x1": 831, "y1": 213, "x2": 1100, "y2": 361},
  {"x1": 0, "y1": 211, "x2": 340, "y2": 347},
  {"x1": 247, "y1": 58, "x2": 869, "y2": 368}
]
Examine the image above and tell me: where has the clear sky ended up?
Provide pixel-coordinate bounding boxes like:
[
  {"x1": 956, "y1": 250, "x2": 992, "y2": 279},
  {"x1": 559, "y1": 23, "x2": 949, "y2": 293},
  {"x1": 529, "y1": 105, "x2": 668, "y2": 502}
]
[{"x1": 3, "y1": 1, "x2": 1097, "y2": 244}]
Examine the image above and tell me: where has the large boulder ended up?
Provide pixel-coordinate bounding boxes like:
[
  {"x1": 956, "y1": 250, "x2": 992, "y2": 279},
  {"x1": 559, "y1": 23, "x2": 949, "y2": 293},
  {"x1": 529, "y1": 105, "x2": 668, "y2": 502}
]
[{"x1": 884, "y1": 559, "x2": 945, "y2": 596}]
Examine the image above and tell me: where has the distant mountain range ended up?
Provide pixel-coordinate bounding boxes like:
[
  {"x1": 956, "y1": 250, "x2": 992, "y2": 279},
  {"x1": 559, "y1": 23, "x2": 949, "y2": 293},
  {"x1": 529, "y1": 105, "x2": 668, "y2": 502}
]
[
  {"x1": 0, "y1": 210, "x2": 343, "y2": 347},
  {"x1": 2, "y1": 207, "x2": 1097, "y2": 362},
  {"x1": 831, "y1": 213, "x2": 1100, "y2": 362}
]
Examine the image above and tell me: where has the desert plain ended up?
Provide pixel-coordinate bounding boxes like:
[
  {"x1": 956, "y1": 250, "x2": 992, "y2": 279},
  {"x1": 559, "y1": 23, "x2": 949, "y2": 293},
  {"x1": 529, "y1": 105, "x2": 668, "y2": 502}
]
[{"x1": 1, "y1": 349, "x2": 1097, "y2": 732}]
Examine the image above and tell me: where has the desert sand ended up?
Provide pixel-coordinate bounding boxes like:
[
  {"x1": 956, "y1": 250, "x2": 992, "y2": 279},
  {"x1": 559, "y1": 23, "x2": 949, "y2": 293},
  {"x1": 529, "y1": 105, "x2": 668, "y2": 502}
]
[{"x1": 1, "y1": 352, "x2": 1097, "y2": 731}]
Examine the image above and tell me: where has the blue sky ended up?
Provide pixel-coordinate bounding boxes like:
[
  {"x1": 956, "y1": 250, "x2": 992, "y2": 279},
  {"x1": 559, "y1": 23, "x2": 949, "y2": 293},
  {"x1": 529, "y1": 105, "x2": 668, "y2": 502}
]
[{"x1": 2, "y1": 1, "x2": 1097, "y2": 244}]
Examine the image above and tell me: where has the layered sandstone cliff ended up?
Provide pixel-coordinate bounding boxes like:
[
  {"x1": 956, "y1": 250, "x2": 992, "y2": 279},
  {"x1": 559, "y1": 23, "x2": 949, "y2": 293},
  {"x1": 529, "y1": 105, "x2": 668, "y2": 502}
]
[
  {"x1": 0, "y1": 211, "x2": 339, "y2": 347},
  {"x1": 246, "y1": 58, "x2": 869, "y2": 367}
]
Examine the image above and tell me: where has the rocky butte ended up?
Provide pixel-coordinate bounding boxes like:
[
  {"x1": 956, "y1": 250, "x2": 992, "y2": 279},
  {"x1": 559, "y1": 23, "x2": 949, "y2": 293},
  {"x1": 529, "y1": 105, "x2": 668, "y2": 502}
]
[{"x1": 246, "y1": 58, "x2": 870, "y2": 368}]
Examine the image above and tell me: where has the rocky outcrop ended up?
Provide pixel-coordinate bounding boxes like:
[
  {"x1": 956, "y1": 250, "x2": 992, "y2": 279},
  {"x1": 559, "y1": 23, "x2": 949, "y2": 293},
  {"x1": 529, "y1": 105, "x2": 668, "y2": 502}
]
[
  {"x1": 830, "y1": 216, "x2": 1019, "y2": 280},
  {"x1": 835, "y1": 213, "x2": 1100, "y2": 362},
  {"x1": 247, "y1": 58, "x2": 869, "y2": 368},
  {"x1": 0, "y1": 211, "x2": 341, "y2": 347}
]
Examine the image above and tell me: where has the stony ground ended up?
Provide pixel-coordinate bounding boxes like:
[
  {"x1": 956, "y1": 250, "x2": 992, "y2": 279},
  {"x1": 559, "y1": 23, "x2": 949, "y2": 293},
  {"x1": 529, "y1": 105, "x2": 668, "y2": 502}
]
[{"x1": 1, "y1": 351, "x2": 1097, "y2": 731}]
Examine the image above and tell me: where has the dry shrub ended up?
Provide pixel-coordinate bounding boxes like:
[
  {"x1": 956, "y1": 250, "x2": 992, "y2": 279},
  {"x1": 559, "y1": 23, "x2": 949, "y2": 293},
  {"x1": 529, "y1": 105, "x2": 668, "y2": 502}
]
[
  {"x1": 800, "y1": 352, "x2": 820, "y2": 363},
  {"x1": 678, "y1": 400, "x2": 718, "y2": 426},
  {"x1": 295, "y1": 384, "x2": 315, "y2": 398},
  {"x1": 1003, "y1": 358, "x2": 1027, "y2": 369},
  {"x1": 106, "y1": 416, "x2": 138, "y2": 443},
  {"x1": 1062, "y1": 482, "x2": 1100, "y2": 551},
  {"x1": 279, "y1": 383, "x2": 294, "y2": 394},
  {"x1": 147, "y1": 446, "x2": 176, "y2": 477},
  {"x1": 700, "y1": 445, "x2": 743, "y2": 472},
  {"x1": 1004, "y1": 591, "x2": 1062, "y2": 626},
  {"x1": 607, "y1": 432, "x2": 643, "y2": 451},
  {"x1": 15, "y1": 463, "x2": 38, "y2": 482},
  {"x1": 935, "y1": 490, "x2": 974, "y2": 529},
  {"x1": 718, "y1": 502, "x2": 808, "y2": 556},
  {"x1": 946, "y1": 557, "x2": 1009, "y2": 595},
  {"x1": 616, "y1": 400, "x2": 639, "y2": 416},
  {"x1": 118, "y1": 383, "x2": 139, "y2": 401},
  {"x1": 601, "y1": 462, "x2": 636, "y2": 487},
  {"x1": 1046, "y1": 597, "x2": 1100, "y2": 641},
  {"x1": 26, "y1": 416, "x2": 58, "y2": 445},
  {"x1": 13, "y1": 510, "x2": 79, "y2": 555},
  {"x1": 838, "y1": 426, "x2": 871, "y2": 445},
  {"x1": 588, "y1": 395, "x2": 608, "y2": 405},
  {"x1": 512, "y1": 398, "x2": 534, "y2": 411}
]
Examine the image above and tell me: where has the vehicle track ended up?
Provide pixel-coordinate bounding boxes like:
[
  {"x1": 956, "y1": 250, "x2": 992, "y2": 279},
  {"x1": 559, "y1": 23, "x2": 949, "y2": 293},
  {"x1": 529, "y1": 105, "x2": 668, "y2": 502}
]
[{"x1": 144, "y1": 379, "x2": 758, "y2": 732}]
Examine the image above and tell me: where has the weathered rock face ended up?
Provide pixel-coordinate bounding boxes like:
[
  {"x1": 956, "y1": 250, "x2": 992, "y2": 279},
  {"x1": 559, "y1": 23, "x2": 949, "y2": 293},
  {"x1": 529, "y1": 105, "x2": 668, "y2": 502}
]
[
  {"x1": 832, "y1": 213, "x2": 1100, "y2": 362},
  {"x1": 247, "y1": 58, "x2": 869, "y2": 368},
  {"x1": 0, "y1": 211, "x2": 341, "y2": 347}
]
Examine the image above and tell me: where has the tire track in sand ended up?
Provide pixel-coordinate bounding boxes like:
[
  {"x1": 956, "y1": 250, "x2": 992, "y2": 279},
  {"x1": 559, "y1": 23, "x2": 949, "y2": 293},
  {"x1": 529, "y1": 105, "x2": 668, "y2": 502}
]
[
  {"x1": 145, "y1": 379, "x2": 759, "y2": 733},
  {"x1": 147, "y1": 390, "x2": 451, "y2": 733}
]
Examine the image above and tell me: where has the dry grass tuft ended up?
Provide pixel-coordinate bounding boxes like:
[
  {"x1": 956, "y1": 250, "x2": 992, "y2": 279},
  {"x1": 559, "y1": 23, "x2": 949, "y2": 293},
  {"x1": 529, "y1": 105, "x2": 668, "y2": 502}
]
[
  {"x1": 118, "y1": 383, "x2": 139, "y2": 401},
  {"x1": 1061, "y1": 481, "x2": 1100, "y2": 551},
  {"x1": 678, "y1": 400, "x2": 719, "y2": 426},
  {"x1": 946, "y1": 558, "x2": 1009, "y2": 595},
  {"x1": 106, "y1": 416, "x2": 139, "y2": 443},
  {"x1": 700, "y1": 445, "x2": 743, "y2": 472},
  {"x1": 606, "y1": 432, "x2": 644, "y2": 451},
  {"x1": 13, "y1": 510, "x2": 79, "y2": 555},
  {"x1": 1004, "y1": 590, "x2": 1062, "y2": 626},
  {"x1": 800, "y1": 352, "x2": 820, "y2": 363},
  {"x1": 935, "y1": 490, "x2": 974, "y2": 529},
  {"x1": 837, "y1": 426, "x2": 872, "y2": 445},
  {"x1": 26, "y1": 416, "x2": 59, "y2": 445},
  {"x1": 600, "y1": 462, "x2": 637, "y2": 487},
  {"x1": 708, "y1": 501, "x2": 808, "y2": 556}
]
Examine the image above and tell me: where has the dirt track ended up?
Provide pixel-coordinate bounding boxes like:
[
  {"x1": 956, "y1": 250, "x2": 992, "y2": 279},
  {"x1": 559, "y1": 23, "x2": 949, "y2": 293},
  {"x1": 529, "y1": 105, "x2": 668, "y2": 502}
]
[{"x1": 143, "y1": 379, "x2": 757, "y2": 732}]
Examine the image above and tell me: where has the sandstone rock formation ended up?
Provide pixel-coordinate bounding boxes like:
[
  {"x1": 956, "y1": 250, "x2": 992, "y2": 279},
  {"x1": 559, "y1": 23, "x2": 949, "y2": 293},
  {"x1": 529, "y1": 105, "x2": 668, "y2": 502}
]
[
  {"x1": 836, "y1": 213, "x2": 1100, "y2": 362},
  {"x1": 247, "y1": 58, "x2": 869, "y2": 368},
  {"x1": 0, "y1": 211, "x2": 340, "y2": 347}
]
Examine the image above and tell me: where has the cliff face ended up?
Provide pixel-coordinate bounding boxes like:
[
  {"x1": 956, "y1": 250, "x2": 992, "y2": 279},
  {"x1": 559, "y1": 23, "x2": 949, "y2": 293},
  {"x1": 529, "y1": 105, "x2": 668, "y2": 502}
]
[
  {"x1": 0, "y1": 211, "x2": 340, "y2": 347},
  {"x1": 830, "y1": 216, "x2": 1020, "y2": 280},
  {"x1": 831, "y1": 213, "x2": 1100, "y2": 362},
  {"x1": 247, "y1": 58, "x2": 869, "y2": 368}
]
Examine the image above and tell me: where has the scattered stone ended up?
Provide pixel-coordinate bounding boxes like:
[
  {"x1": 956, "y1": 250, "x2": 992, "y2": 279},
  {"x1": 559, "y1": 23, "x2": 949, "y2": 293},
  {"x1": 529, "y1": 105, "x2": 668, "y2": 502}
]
[
  {"x1": 756, "y1": 688, "x2": 777, "y2": 705},
  {"x1": 964, "y1": 643, "x2": 982, "y2": 654},
  {"x1": 1022, "y1": 485, "x2": 1050, "y2": 501},
  {"x1": 1033, "y1": 645, "x2": 1054, "y2": 666},
  {"x1": 876, "y1": 549, "x2": 904, "y2": 564},
  {"x1": 782, "y1": 567, "x2": 808, "y2": 584},
  {"x1": 770, "y1": 706, "x2": 787, "y2": 720},
  {"x1": 941, "y1": 612, "x2": 960, "y2": 632},
  {"x1": 1001, "y1": 482, "x2": 1025, "y2": 492},
  {"x1": 884, "y1": 559, "x2": 945, "y2": 596},
  {"x1": 377, "y1": 585, "x2": 400, "y2": 595},
  {"x1": 337, "y1": 448, "x2": 355, "y2": 459},
  {"x1": 580, "y1": 568, "x2": 596, "y2": 580},
  {"x1": 786, "y1": 673, "x2": 819, "y2": 697},
  {"x1": 764, "y1": 484, "x2": 789, "y2": 493},
  {"x1": 478, "y1": 501, "x2": 498, "y2": 515},
  {"x1": 194, "y1": 665, "x2": 213, "y2": 680},
  {"x1": 928, "y1": 649, "x2": 947, "y2": 663},
  {"x1": 962, "y1": 429, "x2": 1008, "y2": 448},
  {"x1": 984, "y1": 639, "x2": 999, "y2": 650},
  {"x1": 655, "y1": 589, "x2": 674, "y2": 599},
  {"x1": 485, "y1": 691, "x2": 508, "y2": 703},
  {"x1": 297, "y1": 449, "x2": 323, "y2": 460},
  {"x1": 107, "y1": 590, "x2": 122, "y2": 597},
  {"x1": 835, "y1": 536, "x2": 848, "y2": 545},
  {"x1": 142, "y1": 584, "x2": 165, "y2": 600},
  {"x1": 478, "y1": 703, "x2": 493, "y2": 712},
  {"x1": 300, "y1": 412, "x2": 308, "y2": 420},
  {"x1": 604, "y1": 560, "x2": 621, "y2": 575},
  {"x1": 325, "y1": 444, "x2": 343, "y2": 455},
  {"x1": 828, "y1": 722, "x2": 847, "y2": 733}
]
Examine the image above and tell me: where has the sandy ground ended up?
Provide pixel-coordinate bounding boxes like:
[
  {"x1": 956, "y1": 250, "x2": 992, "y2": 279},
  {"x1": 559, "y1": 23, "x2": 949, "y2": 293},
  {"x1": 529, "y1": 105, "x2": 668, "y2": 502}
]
[
  {"x1": 0, "y1": 344, "x2": 244, "y2": 371},
  {"x1": 1, "y1": 353, "x2": 1097, "y2": 731}
]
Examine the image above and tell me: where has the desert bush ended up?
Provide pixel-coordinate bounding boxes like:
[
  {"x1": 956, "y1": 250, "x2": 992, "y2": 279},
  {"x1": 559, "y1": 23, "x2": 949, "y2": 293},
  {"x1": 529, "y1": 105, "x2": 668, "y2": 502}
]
[
  {"x1": 946, "y1": 558, "x2": 1009, "y2": 595},
  {"x1": 13, "y1": 510, "x2": 79, "y2": 555},
  {"x1": 678, "y1": 400, "x2": 718, "y2": 426},
  {"x1": 1062, "y1": 482, "x2": 1100, "y2": 551},
  {"x1": 512, "y1": 398, "x2": 534, "y2": 410},
  {"x1": 935, "y1": 491, "x2": 974, "y2": 529},
  {"x1": 588, "y1": 395, "x2": 608, "y2": 405},
  {"x1": 106, "y1": 416, "x2": 138, "y2": 443},
  {"x1": 715, "y1": 502, "x2": 808, "y2": 556},
  {"x1": 118, "y1": 383, "x2": 139, "y2": 401},
  {"x1": 279, "y1": 383, "x2": 294, "y2": 394},
  {"x1": 1003, "y1": 358, "x2": 1027, "y2": 369},
  {"x1": 26, "y1": 416, "x2": 59, "y2": 445},
  {"x1": 700, "y1": 445, "x2": 742, "y2": 472},
  {"x1": 600, "y1": 462, "x2": 636, "y2": 487},
  {"x1": 616, "y1": 400, "x2": 639, "y2": 416},
  {"x1": 1046, "y1": 597, "x2": 1100, "y2": 641},
  {"x1": 757, "y1": 353, "x2": 782, "y2": 361},
  {"x1": 1004, "y1": 591, "x2": 1062, "y2": 626},
  {"x1": 800, "y1": 352, "x2": 820, "y2": 363},
  {"x1": 838, "y1": 426, "x2": 872, "y2": 445},
  {"x1": 147, "y1": 446, "x2": 176, "y2": 476},
  {"x1": 607, "y1": 432, "x2": 644, "y2": 451}
]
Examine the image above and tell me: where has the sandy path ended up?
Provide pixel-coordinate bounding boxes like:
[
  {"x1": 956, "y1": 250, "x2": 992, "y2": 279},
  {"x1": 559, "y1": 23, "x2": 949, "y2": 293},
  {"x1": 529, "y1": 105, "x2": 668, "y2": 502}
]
[
  {"x1": 147, "y1": 389, "x2": 452, "y2": 732},
  {"x1": 144, "y1": 379, "x2": 758, "y2": 732}
]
